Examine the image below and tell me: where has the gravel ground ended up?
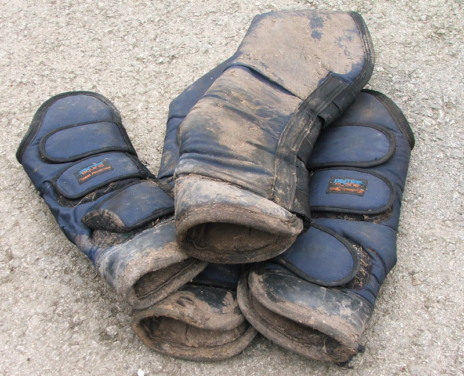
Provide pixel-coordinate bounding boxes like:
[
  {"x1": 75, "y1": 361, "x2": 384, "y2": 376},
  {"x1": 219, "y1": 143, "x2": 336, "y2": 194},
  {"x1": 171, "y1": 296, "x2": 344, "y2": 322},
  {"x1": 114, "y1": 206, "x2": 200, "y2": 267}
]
[{"x1": 1, "y1": 0, "x2": 463, "y2": 375}]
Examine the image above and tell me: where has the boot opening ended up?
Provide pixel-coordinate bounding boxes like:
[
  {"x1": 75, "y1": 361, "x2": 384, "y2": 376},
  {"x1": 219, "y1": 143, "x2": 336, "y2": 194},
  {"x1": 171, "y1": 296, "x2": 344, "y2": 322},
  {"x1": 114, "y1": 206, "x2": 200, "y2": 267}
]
[
  {"x1": 188, "y1": 222, "x2": 282, "y2": 254},
  {"x1": 249, "y1": 290, "x2": 355, "y2": 362},
  {"x1": 132, "y1": 259, "x2": 196, "y2": 299},
  {"x1": 140, "y1": 316, "x2": 248, "y2": 348}
]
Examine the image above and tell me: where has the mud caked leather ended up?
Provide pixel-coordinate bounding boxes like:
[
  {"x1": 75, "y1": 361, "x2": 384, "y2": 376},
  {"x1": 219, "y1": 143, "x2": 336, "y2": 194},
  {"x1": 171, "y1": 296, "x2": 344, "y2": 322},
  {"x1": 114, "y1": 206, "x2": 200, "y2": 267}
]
[
  {"x1": 16, "y1": 92, "x2": 207, "y2": 310},
  {"x1": 174, "y1": 10, "x2": 375, "y2": 264},
  {"x1": 132, "y1": 60, "x2": 257, "y2": 361},
  {"x1": 237, "y1": 90, "x2": 415, "y2": 363}
]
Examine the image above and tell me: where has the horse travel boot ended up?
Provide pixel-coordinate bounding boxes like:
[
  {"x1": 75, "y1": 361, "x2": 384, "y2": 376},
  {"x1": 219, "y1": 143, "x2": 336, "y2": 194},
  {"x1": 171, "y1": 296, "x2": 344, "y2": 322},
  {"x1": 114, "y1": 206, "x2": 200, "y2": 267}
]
[
  {"x1": 174, "y1": 10, "x2": 375, "y2": 264},
  {"x1": 237, "y1": 90, "x2": 415, "y2": 363},
  {"x1": 16, "y1": 92, "x2": 207, "y2": 310}
]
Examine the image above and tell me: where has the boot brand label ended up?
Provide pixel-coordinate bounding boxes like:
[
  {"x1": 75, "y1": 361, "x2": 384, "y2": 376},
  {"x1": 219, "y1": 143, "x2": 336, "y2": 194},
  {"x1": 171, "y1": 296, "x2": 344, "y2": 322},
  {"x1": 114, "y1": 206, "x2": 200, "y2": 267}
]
[
  {"x1": 75, "y1": 159, "x2": 113, "y2": 184},
  {"x1": 327, "y1": 177, "x2": 368, "y2": 196}
]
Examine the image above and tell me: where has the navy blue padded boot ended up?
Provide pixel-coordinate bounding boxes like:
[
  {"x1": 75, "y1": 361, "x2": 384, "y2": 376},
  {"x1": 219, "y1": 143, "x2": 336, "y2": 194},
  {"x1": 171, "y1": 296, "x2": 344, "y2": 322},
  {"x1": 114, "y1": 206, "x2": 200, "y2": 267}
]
[
  {"x1": 174, "y1": 10, "x2": 374, "y2": 264},
  {"x1": 237, "y1": 90, "x2": 415, "y2": 363},
  {"x1": 16, "y1": 92, "x2": 207, "y2": 310}
]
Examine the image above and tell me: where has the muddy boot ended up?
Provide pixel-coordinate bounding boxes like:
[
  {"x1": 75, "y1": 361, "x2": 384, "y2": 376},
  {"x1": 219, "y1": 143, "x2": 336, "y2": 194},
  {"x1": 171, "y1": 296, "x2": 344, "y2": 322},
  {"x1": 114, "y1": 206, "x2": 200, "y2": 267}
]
[
  {"x1": 238, "y1": 90, "x2": 415, "y2": 363},
  {"x1": 130, "y1": 59, "x2": 258, "y2": 361},
  {"x1": 174, "y1": 10, "x2": 375, "y2": 264},
  {"x1": 132, "y1": 264, "x2": 257, "y2": 361},
  {"x1": 16, "y1": 92, "x2": 207, "y2": 310}
]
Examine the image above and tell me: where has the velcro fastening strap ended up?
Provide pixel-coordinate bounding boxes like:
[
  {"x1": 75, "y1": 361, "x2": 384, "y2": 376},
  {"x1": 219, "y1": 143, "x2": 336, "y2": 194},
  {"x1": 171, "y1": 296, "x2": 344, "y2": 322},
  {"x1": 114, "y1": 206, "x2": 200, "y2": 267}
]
[
  {"x1": 274, "y1": 223, "x2": 360, "y2": 286},
  {"x1": 53, "y1": 152, "x2": 148, "y2": 199},
  {"x1": 82, "y1": 181, "x2": 174, "y2": 232},
  {"x1": 40, "y1": 122, "x2": 135, "y2": 163},
  {"x1": 309, "y1": 168, "x2": 394, "y2": 215},
  {"x1": 308, "y1": 125, "x2": 395, "y2": 169}
]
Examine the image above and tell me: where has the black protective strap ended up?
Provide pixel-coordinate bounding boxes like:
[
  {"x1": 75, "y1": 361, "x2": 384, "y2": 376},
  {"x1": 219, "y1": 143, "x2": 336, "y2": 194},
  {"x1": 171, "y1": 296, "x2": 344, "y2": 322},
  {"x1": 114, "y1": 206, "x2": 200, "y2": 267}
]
[
  {"x1": 274, "y1": 73, "x2": 350, "y2": 211},
  {"x1": 290, "y1": 159, "x2": 311, "y2": 226}
]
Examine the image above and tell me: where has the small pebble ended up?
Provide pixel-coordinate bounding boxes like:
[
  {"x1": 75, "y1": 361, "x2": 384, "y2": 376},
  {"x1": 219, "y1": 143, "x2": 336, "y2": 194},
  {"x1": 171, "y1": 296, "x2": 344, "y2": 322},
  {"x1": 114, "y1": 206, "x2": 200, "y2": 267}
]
[{"x1": 105, "y1": 325, "x2": 118, "y2": 338}]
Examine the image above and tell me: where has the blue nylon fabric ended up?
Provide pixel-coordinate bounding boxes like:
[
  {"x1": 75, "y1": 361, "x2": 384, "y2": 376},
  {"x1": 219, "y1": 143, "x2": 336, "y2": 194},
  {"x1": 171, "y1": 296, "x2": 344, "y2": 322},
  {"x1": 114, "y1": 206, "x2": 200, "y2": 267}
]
[
  {"x1": 158, "y1": 58, "x2": 235, "y2": 180},
  {"x1": 38, "y1": 183, "x2": 105, "y2": 262},
  {"x1": 157, "y1": 117, "x2": 182, "y2": 181},
  {"x1": 43, "y1": 122, "x2": 130, "y2": 161},
  {"x1": 168, "y1": 58, "x2": 236, "y2": 121},
  {"x1": 194, "y1": 264, "x2": 242, "y2": 288}
]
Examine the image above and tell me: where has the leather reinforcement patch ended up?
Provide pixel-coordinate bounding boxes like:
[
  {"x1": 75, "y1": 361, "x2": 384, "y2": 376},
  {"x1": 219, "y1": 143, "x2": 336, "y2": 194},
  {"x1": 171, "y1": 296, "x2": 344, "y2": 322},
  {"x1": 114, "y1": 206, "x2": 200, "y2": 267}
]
[
  {"x1": 74, "y1": 159, "x2": 114, "y2": 184},
  {"x1": 327, "y1": 177, "x2": 368, "y2": 196}
]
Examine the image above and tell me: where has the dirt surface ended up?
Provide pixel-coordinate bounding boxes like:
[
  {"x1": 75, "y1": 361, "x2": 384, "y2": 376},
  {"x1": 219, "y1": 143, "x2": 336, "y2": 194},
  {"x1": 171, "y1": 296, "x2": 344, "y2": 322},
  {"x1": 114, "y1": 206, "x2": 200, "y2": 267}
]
[{"x1": 1, "y1": 0, "x2": 463, "y2": 375}]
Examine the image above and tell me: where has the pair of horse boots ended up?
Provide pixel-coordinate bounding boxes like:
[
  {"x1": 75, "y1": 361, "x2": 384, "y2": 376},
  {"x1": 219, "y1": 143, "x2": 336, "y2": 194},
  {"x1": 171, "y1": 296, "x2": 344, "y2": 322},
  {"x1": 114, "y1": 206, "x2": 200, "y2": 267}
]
[
  {"x1": 132, "y1": 264, "x2": 257, "y2": 361},
  {"x1": 238, "y1": 90, "x2": 415, "y2": 362},
  {"x1": 174, "y1": 10, "x2": 375, "y2": 264},
  {"x1": 16, "y1": 92, "x2": 207, "y2": 310},
  {"x1": 131, "y1": 59, "x2": 257, "y2": 361}
]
